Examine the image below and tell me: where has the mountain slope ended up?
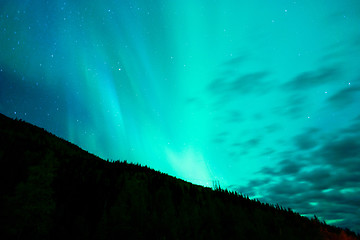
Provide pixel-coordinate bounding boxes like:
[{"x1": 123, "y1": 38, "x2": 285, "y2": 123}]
[{"x1": 0, "y1": 113, "x2": 358, "y2": 240}]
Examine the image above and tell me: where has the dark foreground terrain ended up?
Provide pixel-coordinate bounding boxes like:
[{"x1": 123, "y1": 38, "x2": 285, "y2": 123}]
[{"x1": 0, "y1": 113, "x2": 358, "y2": 240}]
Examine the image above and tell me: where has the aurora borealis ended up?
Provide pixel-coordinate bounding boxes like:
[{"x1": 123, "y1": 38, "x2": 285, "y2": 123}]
[{"x1": 1, "y1": 0, "x2": 360, "y2": 233}]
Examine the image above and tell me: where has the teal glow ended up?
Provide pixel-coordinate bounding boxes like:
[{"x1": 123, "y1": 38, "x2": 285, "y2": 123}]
[{"x1": 1, "y1": 0, "x2": 360, "y2": 233}]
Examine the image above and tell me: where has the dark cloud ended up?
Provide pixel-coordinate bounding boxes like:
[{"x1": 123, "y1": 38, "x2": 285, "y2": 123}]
[
  {"x1": 232, "y1": 137, "x2": 262, "y2": 152},
  {"x1": 245, "y1": 138, "x2": 261, "y2": 147},
  {"x1": 232, "y1": 125, "x2": 360, "y2": 234},
  {"x1": 247, "y1": 178, "x2": 272, "y2": 188},
  {"x1": 273, "y1": 94, "x2": 307, "y2": 119},
  {"x1": 242, "y1": 169, "x2": 360, "y2": 233},
  {"x1": 332, "y1": 171, "x2": 360, "y2": 187},
  {"x1": 222, "y1": 56, "x2": 247, "y2": 67},
  {"x1": 267, "y1": 180, "x2": 311, "y2": 196},
  {"x1": 353, "y1": 115, "x2": 360, "y2": 122},
  {"x1": 299, "y1": 168, "x2": 335, "y2": 191},
  {"x1": 208, "y1": 77, "x2": 228, "y2": 93},
  {"x1": 293, "y1": 128, "x2": 319, "y2": 150},
  {"x1": 260, "y1": 148, "x2": 275, "y2": 156},
  {"x1": 299, "y1": 168, "x2": 332, "y2": 183},
  {"x1": 233, "y1": 178, "x2": 272, "y2": 196},
  {"x1": 328, "y1": 85, "x2": 360, "y2": 108},
  {"x1": 256, "y1": 158, "x2": 305, "y2": 177},
  {"x1": 208, "y1": 71, "x2": 270, "y2": 96},
  {"x1": 294, "y1": 136, "x2": 316, "y2": 151},
  {"x1": 258, "y1": 166, "x2": 277, "y2": 175},
  {"x1": 230, "y1": 72, "x2": 270, "y2": 94},
  {"x1": 283, "y1": 67, "x2": 340, "y2": 90},
  {"x1": 278, "y1": 159, "x2": 304, "y2": 175},
  {"x1": 230, "y1": 137, "x2": 262, "y2": 157},
  {"x1": 316, "y1": 136, "x2": 360, "y2": 166},
  {"x1": 212, "y1": 48, "x2": 360, "y2": 234},
  {"x1": 343, "y1": 122, "x2": 360, "y2": 136}
]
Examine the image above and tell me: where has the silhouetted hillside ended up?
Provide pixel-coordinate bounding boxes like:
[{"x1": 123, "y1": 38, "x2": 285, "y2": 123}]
[{"x1": 0, "y1": 113, "x2": 358, "y2": 240}]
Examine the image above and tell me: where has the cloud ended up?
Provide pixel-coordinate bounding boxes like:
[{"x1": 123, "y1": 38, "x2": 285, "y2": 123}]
[
  {"x1": 353, "y1": 115, "x2": 360, "y2": 122},
  {"x1": 283, "y1": 67, "x2": 340, "y2": 90},
  {"x1": 245, "y1": 138, "x2": 261, "y2": 147},
  {"x1": 222, "y1": 56, "x2": 247, "y2": 67},
  {"x1": 208, "y1": 77, "x2": 228, "y2": 94},
  {"x1": 293, "y1": 128, "x2": 320, "y2": 150},
  {"x1": 278, "y1": 159, "x2": 305, "y2": 175},
  {"x1": 208, "y1": 71, "x2": 270, "y2": 96},
  {"x1": 230, "y1": 137, "x2": 263, "y2": 158},
  {"x1": 343, "y1": 122, "x2": 360, "y2": 136},
  {"x1": 299, "y1": 167, "x2": 332, "y2": 183},
  {"x1": 328, "y1": 85, "x2": 360, "y2": 108},
  {"x1": 315, "y1": 136, "x2": 360, "y2": 166},
  {"x1": 230, "y1": 72, "x2": 270, "y2": 94},
  {"x1": 240, "y1": 171, "x2": 360, "y2": 232},
  {"x1": 232, "y1": 124, "x2": 360, "y2": 233},
  {"x1": 267, "y1": 179, "x2": 311, "y2": 196},
  {"x1": 209, "y1": 57, "x2": 360, "y2": 233},
  {"x1": 272, "y1": 93, "x2": 307, "y2": 119}
]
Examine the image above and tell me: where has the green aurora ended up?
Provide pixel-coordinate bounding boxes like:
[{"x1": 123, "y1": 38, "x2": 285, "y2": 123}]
[{"x1": 1, "y1": 0, "x2": 360, "y2": 233}]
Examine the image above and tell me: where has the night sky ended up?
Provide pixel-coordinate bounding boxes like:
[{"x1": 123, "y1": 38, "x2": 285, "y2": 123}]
[{"x1": 1, "y1": 0, "x2": 360, "y2": 233}]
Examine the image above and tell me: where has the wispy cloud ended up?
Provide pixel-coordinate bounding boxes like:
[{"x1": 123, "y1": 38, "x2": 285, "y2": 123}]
[
  {"x1": 328, "y1": 85, "x2": 360, "y2": 108},
  {"x1": 207, "y1": 71, "x2": 271, "y2": 97},
  {"x1": 233, "y1": 117, "x2": 360, "y2": 233},
  {"x1": 282, "y1": 67, "x2": 340, "y2": 90}
]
